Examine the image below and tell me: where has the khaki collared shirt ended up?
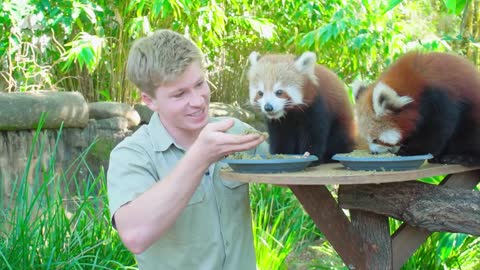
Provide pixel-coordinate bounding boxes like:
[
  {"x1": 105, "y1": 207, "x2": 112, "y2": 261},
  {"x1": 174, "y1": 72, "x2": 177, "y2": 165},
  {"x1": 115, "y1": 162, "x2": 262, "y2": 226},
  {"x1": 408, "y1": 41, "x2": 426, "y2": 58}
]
[{"x1": 107, "y1": 113, "x2": 269, "y2": 270}]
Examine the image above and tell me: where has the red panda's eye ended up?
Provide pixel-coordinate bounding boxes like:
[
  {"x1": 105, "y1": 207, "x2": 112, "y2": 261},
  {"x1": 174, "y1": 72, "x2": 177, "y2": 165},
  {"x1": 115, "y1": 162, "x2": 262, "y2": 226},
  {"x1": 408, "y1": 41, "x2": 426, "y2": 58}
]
[
  {"x1": 372, "y1": 139, "x2": 381, "y2": 144},
  {"x1": 275, "y1": 90, "x2": 283, "y2": 96},
  {"x1": 257, "y1": 91, "x2": 263, "y2": 97}
]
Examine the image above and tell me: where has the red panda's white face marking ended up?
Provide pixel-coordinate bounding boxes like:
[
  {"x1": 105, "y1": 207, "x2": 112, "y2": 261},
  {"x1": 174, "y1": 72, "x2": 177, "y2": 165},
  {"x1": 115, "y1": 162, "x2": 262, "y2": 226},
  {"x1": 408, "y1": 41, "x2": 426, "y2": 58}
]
[
  {"x1": 372, "y1": 82, "x2": 413, "y2": 117},
  {"x1": 247, "y1": 51, "x2": 317, "y2": 119},
  {"x1": 355, "y1": 81, "x2": 413, "y2": 154},
  {"x1": 250, "y1": 81, "x2": 304, "y2": 119},
  {"x1": 368, "y1": 130, "x2": 402, "y2": 154},
  {"x1": 357, "y1": 106, "x2": 401, "y2": 153}
]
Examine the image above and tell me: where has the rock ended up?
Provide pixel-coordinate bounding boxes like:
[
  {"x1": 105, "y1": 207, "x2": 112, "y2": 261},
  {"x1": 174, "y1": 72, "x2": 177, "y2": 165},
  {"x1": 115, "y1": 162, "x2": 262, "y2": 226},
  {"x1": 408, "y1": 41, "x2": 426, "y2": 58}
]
[
  {"x1": 88, "y1": 102, "x2": 140, "y2": 128},
  {"x1": 0, "y1": 91, "x2": 89, "y2": 131},
  {"x1": 209, "y1": 102, "x2": 256, "y2": 123},
  {"x1": 133, "y1": 104, "x2": 154, "y2": 124},
  {"x1": 91, "y1": 117, "x2": 129, "y2": 130}
]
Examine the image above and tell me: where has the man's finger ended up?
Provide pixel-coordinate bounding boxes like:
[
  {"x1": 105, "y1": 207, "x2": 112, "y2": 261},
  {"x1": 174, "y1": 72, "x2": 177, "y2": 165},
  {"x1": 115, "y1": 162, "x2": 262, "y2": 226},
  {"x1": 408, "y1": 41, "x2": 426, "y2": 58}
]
[
  {"x1": 216, "y1": 133, "x2": 263, "y2": 145},
  {"x1": 223, "y1": 136, "x2": 265, "y2": 154},
  {"x1": 206, "y1": 119, "x2": 235, "y2": 132}
]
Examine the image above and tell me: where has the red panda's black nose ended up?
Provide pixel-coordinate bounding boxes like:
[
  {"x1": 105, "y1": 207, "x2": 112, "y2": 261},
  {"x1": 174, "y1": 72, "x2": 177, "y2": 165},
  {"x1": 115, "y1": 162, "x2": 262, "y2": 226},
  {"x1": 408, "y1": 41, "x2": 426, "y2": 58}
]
[{"x1": 264, "y1": 103, "x2": 273, "y2": 112}]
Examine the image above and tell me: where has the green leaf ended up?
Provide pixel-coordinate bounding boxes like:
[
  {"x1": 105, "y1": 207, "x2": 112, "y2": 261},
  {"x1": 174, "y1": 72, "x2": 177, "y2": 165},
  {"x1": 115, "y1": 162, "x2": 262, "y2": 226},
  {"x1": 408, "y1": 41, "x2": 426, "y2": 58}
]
[
  {"x1": 383, "y1": 0, "x2": 403, "y2": 14},
  {"x1": 247, "y1": 18, "x2": 276, "y2": 40},
  {"x1": 443, "y1": 0, "x2": 467, "y2": 15},
  {"x1": 99, "y1": 90, "x2": 112, "y2": 101}
]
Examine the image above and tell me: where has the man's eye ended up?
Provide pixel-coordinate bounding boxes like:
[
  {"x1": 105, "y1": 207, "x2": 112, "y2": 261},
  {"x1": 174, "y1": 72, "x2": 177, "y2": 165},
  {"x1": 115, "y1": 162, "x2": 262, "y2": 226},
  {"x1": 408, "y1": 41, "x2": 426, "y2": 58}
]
[
  {"x1": 174, "y1": 92, "x2": 184, "y2": 97},
  {"x1": 195, "y1": 80, "x2": 205, "y2": 88}
]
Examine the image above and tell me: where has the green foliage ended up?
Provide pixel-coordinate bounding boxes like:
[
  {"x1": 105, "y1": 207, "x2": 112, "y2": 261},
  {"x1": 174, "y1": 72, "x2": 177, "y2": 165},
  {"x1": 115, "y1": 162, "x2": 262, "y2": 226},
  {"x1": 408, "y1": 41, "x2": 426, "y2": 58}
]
[
  {"x1": 2, "y1": 0, "x2": 475, "y2": 104},
  {"x1": 401, "y1": 232, "x2": 480, "y2": 269},
  {"x1": 250, "y1": 184, "x2": 320, "y2": 270},
  {"x1": 443, "y1": 0, "x2": 468, "y2": 15},
  {"x1": 87, "y1": 137, "x2": 116, "y2": 163},
  {"x1": 62, "y1": 32, "x2": 105, "y2": 74},
  {"x1": 0, "y1": 117, "x2": 136, "y2": 269}
]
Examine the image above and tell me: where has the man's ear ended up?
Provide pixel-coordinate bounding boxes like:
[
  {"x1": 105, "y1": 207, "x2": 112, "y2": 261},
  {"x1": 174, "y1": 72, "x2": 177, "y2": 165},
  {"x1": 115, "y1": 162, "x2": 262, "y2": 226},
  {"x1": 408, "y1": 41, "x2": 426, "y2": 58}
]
[{"x1": 141, "y1": 93, "x2": 157, "y2": 112}]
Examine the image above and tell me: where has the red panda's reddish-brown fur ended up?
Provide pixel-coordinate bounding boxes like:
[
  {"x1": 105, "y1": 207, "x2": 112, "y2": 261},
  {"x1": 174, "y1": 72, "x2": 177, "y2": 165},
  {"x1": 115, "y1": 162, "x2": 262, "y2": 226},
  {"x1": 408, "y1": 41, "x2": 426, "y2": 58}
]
[
  {"x1": 306, "y1": 65, "x2": 357, "y2": 137},
  {"x1": 380, "y1": 52, "x2": 480, "y2": 136},
  {"x1": 354, "y1": 51, "x2": 480, "y2": 165},
  {"x1": 248, "y1": 52, "x2": 356, "y2": 163}
]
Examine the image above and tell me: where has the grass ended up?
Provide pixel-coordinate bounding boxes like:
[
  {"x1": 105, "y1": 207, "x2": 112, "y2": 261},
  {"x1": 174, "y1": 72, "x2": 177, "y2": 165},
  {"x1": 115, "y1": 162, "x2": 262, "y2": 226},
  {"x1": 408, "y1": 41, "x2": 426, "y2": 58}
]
[
  {"x1": 0, "y1": 118, "x2": 136, "y2": 269},
  {"x1": 1, "y1": 120, "x2": 479, "y2": 269},
  {"x1": 250, "y1": 184, "x2": 320, "y2": 270}
]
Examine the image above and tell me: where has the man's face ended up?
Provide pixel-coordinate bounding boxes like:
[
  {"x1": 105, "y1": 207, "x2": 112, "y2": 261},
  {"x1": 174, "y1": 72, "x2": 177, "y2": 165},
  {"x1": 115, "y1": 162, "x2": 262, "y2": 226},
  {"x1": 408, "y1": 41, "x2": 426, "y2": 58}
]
[{"x1": 143, "y1": 61, "x2": 210, "y2": 134}]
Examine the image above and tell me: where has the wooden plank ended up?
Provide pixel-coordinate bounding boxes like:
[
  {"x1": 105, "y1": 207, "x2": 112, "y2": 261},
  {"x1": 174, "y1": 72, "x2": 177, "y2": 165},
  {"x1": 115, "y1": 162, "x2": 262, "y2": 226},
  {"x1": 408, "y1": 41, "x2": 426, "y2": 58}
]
[
  {"x1": 391, "y1": 170, "x2": 480, "y2": 270},
  {"x1": 289, "y1": 185, "x2": 366, "y2": 269},
  {"x1": 350, "y1": 210, "x2": 392, "y2": 270},
  {"x1": 391, "y1": 224, "x2": 431, "y2": 270},
  {"x1": 440, "y1": 170, "x2": 480, "y2": 188},
  {"x1": 220, "y1": 163, "x2": 480, "y2": 185}
]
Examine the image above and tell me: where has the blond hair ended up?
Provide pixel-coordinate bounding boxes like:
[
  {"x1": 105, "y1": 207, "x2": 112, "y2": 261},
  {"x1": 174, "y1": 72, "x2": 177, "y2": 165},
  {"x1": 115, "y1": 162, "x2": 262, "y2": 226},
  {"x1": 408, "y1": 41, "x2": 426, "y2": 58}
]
[{"x1": 126, "y1": 29, "x2": 204, "y2": 97}]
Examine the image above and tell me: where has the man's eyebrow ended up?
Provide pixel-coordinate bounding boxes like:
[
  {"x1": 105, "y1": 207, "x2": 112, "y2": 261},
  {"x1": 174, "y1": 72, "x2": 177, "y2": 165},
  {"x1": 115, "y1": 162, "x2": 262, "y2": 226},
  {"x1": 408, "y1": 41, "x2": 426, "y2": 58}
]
[{"x1": 169, "y1": 76, "x2": 205, "y2": 95}]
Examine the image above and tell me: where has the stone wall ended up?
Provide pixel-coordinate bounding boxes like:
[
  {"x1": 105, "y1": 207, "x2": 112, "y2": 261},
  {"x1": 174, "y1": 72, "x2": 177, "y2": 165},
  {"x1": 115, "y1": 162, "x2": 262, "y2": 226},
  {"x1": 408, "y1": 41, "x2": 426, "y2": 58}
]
[
  {"x1": 0, "y1": 91, "x2": 141, "y2": 206},
  {"x1": 0, "y1": 91, "x2": 263, "y2": 206}
]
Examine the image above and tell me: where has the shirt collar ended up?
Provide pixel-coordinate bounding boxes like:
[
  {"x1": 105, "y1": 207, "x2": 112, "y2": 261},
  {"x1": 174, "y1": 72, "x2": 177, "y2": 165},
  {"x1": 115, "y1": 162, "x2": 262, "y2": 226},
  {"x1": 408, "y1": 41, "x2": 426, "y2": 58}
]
[{"x1": 147, "y1": 113, "x2": 176, "y2": 152}]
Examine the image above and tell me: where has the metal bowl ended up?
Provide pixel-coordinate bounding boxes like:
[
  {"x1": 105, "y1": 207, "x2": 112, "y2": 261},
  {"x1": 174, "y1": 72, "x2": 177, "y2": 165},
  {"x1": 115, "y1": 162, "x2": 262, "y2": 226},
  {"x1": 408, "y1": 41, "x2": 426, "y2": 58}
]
[
  {"x1": 223, "y1": 155, "x2": 319, "y2": 173},
  {"x1": 331, "y1": 153, "x2": 433, "y2": 171}
]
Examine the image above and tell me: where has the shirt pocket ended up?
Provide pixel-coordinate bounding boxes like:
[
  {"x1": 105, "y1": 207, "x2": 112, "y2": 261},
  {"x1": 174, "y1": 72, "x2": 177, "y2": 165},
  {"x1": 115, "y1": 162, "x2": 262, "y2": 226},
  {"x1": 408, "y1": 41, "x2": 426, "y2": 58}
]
[
  {"x1": 187, "y1": 183, "x2": 206, "y2": 205},
  {"x1": 217, "y1": 161, "x2": 248, "y2": 189},
  {"x1": 218, "y1": 174, "x2": 250, "y2": 224},
  {"x1": 220, "y1": 178, "x2": 247, "y2": 189}
]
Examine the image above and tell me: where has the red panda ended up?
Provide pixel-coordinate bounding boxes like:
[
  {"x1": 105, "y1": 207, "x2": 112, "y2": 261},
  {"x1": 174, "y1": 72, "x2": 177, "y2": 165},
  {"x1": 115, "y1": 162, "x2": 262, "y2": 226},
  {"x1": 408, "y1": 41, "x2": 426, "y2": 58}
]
[
  {"x1": 247, "y1": 51, "x2": 356, "y2": 163},
  {"x1": 353, "y1": 51, "x2": 480, "y2": 166}
]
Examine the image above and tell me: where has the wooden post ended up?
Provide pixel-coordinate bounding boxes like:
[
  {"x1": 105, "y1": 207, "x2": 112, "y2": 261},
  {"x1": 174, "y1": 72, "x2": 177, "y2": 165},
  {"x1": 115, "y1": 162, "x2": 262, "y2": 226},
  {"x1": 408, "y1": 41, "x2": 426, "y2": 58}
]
[
  {"x1": 289, "y1": 185, "x2": 367, "y2": 269},
  {"x1": 339, "y1": 170, "x2": 480, "y2": 270},
  {"x1": 391, "y1": 170, "x2": 480, "y2": 270},
  {"x1": 350, "y1": 210, "x2": 392, "y2": 270}
]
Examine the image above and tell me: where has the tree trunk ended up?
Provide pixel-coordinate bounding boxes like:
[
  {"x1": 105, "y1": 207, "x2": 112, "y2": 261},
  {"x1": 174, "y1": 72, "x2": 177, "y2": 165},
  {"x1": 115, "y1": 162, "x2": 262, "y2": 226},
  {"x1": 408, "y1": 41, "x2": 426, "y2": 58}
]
[{"x1": 338, "y1": 181, "x2": 480, "y2": 235}]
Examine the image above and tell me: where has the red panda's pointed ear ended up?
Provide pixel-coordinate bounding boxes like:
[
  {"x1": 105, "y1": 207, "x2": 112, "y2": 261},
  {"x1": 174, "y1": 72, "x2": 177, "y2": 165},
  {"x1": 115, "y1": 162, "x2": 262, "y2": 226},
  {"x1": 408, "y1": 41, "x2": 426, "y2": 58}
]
[
  {"x1": 294, "y1": 52, "x2": 316, "y2": 73},
  {"x1": 372, "y1": 82, "x2": 413, "y2": 116},
  {"x1": 249, "y1": 51, "x2": 261, "y2": 66},
  {"x1": 351, "y1": 79, "x2": 369, "y2": 100},
  {"x1": 295, "y1": 52, "x2": 317, "y2": 84}
]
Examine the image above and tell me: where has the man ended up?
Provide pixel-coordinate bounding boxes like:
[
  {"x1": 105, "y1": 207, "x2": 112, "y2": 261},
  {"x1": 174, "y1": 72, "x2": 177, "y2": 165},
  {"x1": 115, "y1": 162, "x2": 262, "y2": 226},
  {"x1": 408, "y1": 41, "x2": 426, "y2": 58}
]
[{"x1": 107, "y1": 29, "x2": 268, "y2": 270}]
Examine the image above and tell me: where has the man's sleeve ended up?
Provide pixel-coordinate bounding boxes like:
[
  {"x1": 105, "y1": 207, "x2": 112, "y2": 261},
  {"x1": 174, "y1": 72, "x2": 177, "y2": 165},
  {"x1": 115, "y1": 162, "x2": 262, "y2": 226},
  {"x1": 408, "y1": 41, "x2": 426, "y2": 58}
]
[{"x1": 106, "y1": 143, "x2": 157, "y2": 225}]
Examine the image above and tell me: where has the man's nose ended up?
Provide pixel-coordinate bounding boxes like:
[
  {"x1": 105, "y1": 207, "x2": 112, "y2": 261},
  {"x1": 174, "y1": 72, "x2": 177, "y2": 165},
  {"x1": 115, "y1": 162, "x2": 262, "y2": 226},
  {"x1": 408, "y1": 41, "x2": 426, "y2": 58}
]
[{"x1": 189, "y1": 90, "x2": 204, "y2": 106}]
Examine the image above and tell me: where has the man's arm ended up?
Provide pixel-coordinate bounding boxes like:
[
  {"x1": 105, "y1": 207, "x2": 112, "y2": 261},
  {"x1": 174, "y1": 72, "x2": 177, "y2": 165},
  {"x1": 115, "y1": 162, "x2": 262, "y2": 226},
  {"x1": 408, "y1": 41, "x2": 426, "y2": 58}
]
[{"x1": 112, "y1": 119, "x2": 264, "y2": 254}]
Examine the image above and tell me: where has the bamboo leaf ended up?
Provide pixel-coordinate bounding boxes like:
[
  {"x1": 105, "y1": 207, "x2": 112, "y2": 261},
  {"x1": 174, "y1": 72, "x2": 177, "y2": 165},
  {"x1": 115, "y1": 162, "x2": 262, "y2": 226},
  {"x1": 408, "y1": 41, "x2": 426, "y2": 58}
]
[
  {"x1": 383, "y1": 0, "x2": 403, "y2": 14},
  {"x1": 443, "y1": 0, "x2": 467, "y2": 15}
]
